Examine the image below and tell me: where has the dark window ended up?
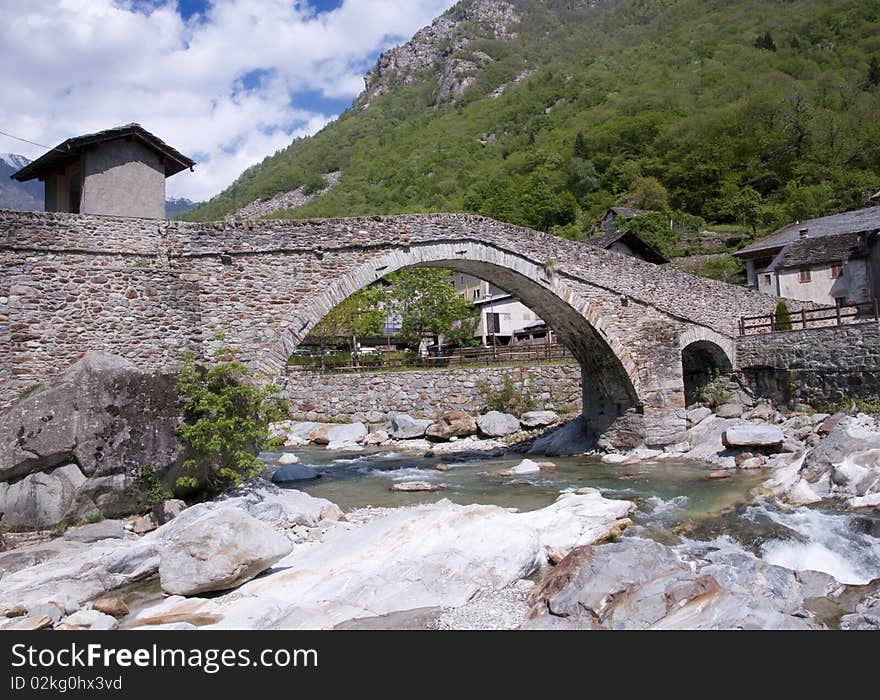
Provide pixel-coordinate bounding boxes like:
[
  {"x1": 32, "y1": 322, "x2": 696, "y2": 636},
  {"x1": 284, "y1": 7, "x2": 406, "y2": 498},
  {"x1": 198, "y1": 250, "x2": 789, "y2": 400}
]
[
  {"x1": 798, "y1": 268, "x2": 811, "y2": 283},
  {"x1": 486, "y1": 313, "x2": 500, "y2": 335},
  {"x1": 830, "y1": 264, "x2": 843, "y2": 279},
  {"x1": 762, "y1": 274, "x2": 772, "y2": 286}
]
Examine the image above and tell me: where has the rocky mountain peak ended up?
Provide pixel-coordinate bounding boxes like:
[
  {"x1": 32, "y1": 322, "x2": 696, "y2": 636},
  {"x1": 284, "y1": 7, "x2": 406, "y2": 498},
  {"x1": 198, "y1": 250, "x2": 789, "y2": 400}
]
[{"x1": 355, "y1": 0, "x2": 521, "y2": 109}]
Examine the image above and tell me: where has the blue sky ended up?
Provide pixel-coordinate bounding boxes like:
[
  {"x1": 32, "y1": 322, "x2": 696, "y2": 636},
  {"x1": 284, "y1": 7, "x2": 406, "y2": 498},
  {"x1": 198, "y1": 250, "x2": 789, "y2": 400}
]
[{"x1": 0, "y1": 0, "x2": 457, "y2": 200}]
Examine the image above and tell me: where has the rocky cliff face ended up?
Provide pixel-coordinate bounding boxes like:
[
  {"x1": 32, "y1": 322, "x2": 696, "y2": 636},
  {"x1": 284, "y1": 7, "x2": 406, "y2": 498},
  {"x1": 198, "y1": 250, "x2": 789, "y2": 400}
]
[{"x1": 356, "y1": 0, "x2": 522, "y2": 108}]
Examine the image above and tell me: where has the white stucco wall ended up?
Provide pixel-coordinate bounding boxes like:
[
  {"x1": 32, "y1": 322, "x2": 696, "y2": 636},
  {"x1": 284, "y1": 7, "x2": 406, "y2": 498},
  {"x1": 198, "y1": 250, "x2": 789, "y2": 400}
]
[
  {"x1": 776, "y1": 260, "x2": 870, "y2": 305},
  {"x1": 80, "y1": 140, "x2": 166, "y2": 219}
]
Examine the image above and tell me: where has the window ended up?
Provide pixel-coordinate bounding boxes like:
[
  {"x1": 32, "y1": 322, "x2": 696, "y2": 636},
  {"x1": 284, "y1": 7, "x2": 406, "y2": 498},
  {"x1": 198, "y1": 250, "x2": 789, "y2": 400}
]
[
  {"x1": 830, "y1": 264, "x2": 843, "y2": 279},
  {"x1": 459, "y1": 276, "x2": 464, "y2": 284},
  {"x1": 798, "y1": 268, "x2": 811, "y2": 283},
  {"x1": 473, "y1": 289, "x2": 480, "y2": 300},
  {"x1": 762, "y1": 274, "x2": 771, "y2": 287}
]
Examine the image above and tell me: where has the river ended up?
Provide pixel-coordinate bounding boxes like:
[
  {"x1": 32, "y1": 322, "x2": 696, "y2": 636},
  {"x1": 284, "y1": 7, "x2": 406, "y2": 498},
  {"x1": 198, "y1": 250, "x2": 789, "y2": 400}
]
[{"x1": 262, "y1": 446, "x2": 880, "y2": 588}]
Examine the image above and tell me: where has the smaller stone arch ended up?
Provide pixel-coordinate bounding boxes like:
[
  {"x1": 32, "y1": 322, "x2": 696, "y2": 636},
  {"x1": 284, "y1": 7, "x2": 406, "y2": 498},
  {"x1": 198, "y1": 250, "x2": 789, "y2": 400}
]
[{"x1": 679, "y1": 327, "x2": 735, "y2": 407}]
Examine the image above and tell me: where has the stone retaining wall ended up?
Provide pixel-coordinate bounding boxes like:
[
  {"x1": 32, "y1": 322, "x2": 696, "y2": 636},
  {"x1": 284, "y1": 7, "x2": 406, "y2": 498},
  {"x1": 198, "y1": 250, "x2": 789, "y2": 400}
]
[
  {"x1": 282, "y1": 363, "x2": 582, "y2": 423},
  {"x1": 736, "y1": 322, "x2": 880, "y2": 405}
]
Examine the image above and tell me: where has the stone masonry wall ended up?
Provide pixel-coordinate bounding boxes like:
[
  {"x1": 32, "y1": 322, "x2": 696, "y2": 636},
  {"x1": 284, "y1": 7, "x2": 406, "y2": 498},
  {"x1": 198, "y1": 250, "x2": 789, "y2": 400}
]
[
  {"x1": 282, "y1": 363, "x2": 582, "y2": 423},
  {"x1": 736, "y1": 322, "x2": 880, "y2": 406}
]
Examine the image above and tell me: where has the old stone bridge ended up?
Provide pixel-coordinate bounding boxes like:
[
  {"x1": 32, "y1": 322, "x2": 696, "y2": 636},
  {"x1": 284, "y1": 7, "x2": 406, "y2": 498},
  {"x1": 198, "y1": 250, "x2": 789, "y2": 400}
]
[{"x1": 0, "y1": 210, "x2": 782, "y2": 446}]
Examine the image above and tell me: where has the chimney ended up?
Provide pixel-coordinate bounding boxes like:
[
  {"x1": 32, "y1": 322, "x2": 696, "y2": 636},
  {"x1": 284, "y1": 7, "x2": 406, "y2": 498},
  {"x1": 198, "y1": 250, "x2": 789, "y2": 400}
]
[{"x1": 799, "y1": 227, "x2": 809, "y2": 239}]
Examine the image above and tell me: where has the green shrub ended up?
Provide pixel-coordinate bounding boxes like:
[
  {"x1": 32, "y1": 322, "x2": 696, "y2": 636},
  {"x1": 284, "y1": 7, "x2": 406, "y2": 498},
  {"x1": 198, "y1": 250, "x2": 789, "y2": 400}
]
[
  {"x1": 138, "y1": 465, "x2": 172, "y2": 509},
  {"x1": 175, "y1": 349, "x2": 289, "y2": 492},
  {"x1": 775, "y1": 300, "x2": 793, "y2": 331},
  {"x1": 84, "y1": 510, "x2": 104, "y2": 524},
  {"x1": 478, "y1": 372, "x2": 537, "y2": 415},
  {"x1": 694, "y1": 369, "x2": 733, "y2": 408},
  {"x1": 18, "y1": 383, "x2": 42, "y2": 400}
]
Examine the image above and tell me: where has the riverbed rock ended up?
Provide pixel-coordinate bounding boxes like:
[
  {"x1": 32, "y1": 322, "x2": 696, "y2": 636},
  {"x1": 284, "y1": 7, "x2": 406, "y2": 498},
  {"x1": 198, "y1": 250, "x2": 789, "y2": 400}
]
[
  {"x1": 309, "y1": 422, "x2": 367, "y2": 448},
  {"x1": 737, "y1": 456, "x2": 766, "y2": 470},
  {"x1": 1, "y1": 615, "x2": 53, "y2": 631},
  {"x1": 520, "y1": 411, "x2": 559, "y2": 429},
  {"x1": 362, "y1": 430, "x2": 389, "y2": 446},
  {"x1": 63, "y1": 609, "x2": 119, "y2": 630},
  {"x1": 271, "y1": 464, "x2": 320, "y2": 483},
  {"x1": 153, "y1": 499, "x2": 187, "y2": 525},
  {"x1": 0, "y1": 464, "x2": 87, "y2": 529},
  {"x1": 63, "y1": 520, "x2": 126, "y2": 543},
  {"x1": 525, "y1": 537, "x2": 819, "y2": 630},
  {"x1": 158, "y1": 508, "x2": 293, "y2": 596},
  {"x1": 686, "y1": 407, "x2": 713, "y2": 426},
  {"x1": 389, "y1": 482, "x2": 444, "y2": 492},
  {"x1": 0, "y1": 538, "x2": 162, "y2": 612},
  {"x1": 722, "y1": 425, "x2": 784, "y2": 448},
  {"x1": 0, "y1": 353, "x2": 184, "y2": 528},
  {"x1": 131, "y1": 514, "x2": 157, "y2": 534},
  {"x1": 477, "y1": 411, "x2": 521, "y2": 437},
  {"x1": 389, "y1": 414, "x2": 433, "y2": 440},
  {"x1": 134, "y1": 491, "x2": 635, "y2": 630},
  {"x1": 275, "y1": 452, "x2": 300, "y2": 466},
  {"x1": 493, "y1": 459, "x2": 541, "y2": 476},
  {"x1": 90, "y1": 596, "x2": 129, "y2": 618},
  {"x1": 715, "y1": 403, "x2": 744, "y2": 419},
  {"x1": 27, "y1": 601, "x2": 65, "y2": 624},
  {"x1": 426, "y1": 411, "x2": 478, "y2": 440}
]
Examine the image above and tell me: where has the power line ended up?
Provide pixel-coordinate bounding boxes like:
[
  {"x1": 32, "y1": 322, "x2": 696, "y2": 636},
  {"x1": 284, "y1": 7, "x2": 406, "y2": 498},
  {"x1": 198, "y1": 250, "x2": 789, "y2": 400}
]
[{"x1": 0, "y1": 128, "x2": 69, "y2": 155}]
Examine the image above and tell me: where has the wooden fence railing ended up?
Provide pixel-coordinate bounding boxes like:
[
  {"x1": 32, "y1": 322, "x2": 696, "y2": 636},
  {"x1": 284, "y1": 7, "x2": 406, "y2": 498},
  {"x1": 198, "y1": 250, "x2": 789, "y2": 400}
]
[
  {"x1": 288, "y1": 342, "x2": 574, "y2": 373},
  {"x1": 740, "y1": 299, "x2": 880, "y2": 335}
]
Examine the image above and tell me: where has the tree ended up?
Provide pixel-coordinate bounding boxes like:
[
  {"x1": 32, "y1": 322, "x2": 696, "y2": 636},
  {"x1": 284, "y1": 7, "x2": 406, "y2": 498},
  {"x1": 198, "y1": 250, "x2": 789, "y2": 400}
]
[
  {"x1": 305, "y1": 285, "x2": 386, "y2": 365},
  {"x1": 774, "y1": 300, "x2": 793, "y2": 331},
  {"x1": 732, "y1": 186, "x2": 763, "y2": 235},
  {"x1": 175, "y1": 349, "x2": 288, "y2": 493},
  {"x1": 868, "y1": 56, "x2": 880, "y2": 89},
  {"x1": 624, "y1": 176, "x2": 668, "y2": 211},
  {"x1": 387, "y1": 268, "x2": 479, "y2": 351},
  {"x1": 754, "y1": 31, "x2": 777, "y2": 52}
]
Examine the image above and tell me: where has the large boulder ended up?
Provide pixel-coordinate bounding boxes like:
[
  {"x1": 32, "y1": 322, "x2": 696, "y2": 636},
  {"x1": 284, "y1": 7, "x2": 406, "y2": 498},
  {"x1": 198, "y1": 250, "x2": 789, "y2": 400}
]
[
  {"x1": 389, "y1": 413, "x2": 433, "y2": 440},
  {"x1": 158, "y1": 508, "x2": 293, "y2": 596},
  {"x1": 525, "y1": 538, "x2": 821, "y2": 630},
  {"x1": 477, "y1": 411, "x2": 521, "y2": 437},
  {"x1": 271, "y1": 464, "x2": 320, "y2": 483},
  {"x1": 0, "y1": 353, "x2": 184, "y2": 528},
  {"x1": 308, "y1": 422, "x2": 367, "y2": 448},
  {"x1": 722, "y1": 424, "x2": 784, "y2": 449},
  {"x1": 132, "y1": 491, "x2": 635, "y2": 629},
  {"x1": 520, "y1": 411, "x2": 559, "y2": 429},
  {"x1": 425, "y1": 411, "x2": 478, "y2": 441}
]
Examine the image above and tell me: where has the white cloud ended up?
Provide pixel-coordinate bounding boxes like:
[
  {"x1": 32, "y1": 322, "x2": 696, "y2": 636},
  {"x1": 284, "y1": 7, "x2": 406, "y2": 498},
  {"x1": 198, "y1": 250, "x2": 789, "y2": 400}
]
[{"x1": 0, "y1": 0, "x2": 456, "y2": 201}]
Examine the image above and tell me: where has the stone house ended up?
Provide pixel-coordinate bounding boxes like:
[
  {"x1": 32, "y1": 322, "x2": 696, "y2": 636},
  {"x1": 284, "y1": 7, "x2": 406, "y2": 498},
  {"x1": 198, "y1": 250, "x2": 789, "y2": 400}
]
[
  {"x1": 599, "y1": 206, "x2": 650, "y2": 237},
  {"x1": 10, "y1": 124, "x2": 194, "y2": 219},
  {"x1": 734, "y1": 206, "x2": 880, "y2": 305},
  {"x1": 585, "y1": 227, "x2": 669, "y2": 264}
]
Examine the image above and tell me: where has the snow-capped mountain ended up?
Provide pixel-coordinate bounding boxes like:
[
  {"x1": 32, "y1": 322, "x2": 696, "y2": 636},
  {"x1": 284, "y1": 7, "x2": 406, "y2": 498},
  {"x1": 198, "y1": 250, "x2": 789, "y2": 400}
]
[{"x1": 0, "y1": 153, "x2": 42, "y2": 211}]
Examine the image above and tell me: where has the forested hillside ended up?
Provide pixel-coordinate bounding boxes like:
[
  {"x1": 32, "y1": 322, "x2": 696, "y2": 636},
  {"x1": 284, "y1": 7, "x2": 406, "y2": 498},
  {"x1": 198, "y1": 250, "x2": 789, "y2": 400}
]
[{"x1": 186, "y1": 0, "x2": 880, "y2": 250}]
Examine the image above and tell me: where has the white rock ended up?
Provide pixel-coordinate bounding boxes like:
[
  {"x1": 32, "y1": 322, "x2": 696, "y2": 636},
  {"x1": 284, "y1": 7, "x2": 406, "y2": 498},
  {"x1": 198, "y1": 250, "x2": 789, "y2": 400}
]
[
  {"x1": 722, "y1": 425, "x2": 784, "y2": 448},
  {"x1": 275, "y1": 452, "x2": 300, "y2": 466},
  {"x1": 309, "y1": 422, "x2": 367, "y2": 446},
  {"x1": 388, "y1": 414, "x2": 433, "y2": 439},
  {"x1": 520, "y1": 411, "x2": 559, "y2": 429},
  {"x1": 135, "y1": 492, "x2": 635, "y2": 630},
  {"x1": 63, "y1": 609, "x2": 119, "y2": 630},
  {"x1": 494, "y1": 459, "x2": 541, "y2": 476},
  {"x1": 158, "y1": 508, "x2": 293, "y2": 596},
  {"x1": 477, "y1": 411, "x2": 521, "y2": 437},
  {"x1": 686, "y1": 407, "x2": 713, "y2": 425}
]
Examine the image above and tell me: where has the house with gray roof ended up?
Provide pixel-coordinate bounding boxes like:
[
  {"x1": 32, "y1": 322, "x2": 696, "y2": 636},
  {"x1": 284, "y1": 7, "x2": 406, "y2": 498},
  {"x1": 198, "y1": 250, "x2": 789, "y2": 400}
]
[
  {"x1": 10, "y1": 124, "x2": 194, "y2": 219},
  {"x1": 733, "y1": 206, "x2": 880, "y2": 305}
]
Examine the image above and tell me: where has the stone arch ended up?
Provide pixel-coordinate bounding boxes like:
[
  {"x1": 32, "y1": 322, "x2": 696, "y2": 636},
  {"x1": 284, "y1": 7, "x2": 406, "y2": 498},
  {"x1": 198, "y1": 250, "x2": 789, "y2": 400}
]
[
  {"x1": 262, "y1": 241, "x2": 643, "y2": 436},
  {"x1": 679, "y1": 327, "x2": 735, "y2": 406}
]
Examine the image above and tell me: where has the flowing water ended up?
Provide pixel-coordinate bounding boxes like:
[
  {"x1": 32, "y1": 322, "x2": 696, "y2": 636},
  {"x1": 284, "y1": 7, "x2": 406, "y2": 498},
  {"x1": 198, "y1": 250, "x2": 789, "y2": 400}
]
[{"x1": 262, "y1": 446, "x2": 880, "y2": 587}]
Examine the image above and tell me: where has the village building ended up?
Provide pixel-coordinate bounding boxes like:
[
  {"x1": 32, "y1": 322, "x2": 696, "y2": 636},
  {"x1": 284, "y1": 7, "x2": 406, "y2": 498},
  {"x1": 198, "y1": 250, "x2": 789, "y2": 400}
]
[
  {"x1": 10, "y1": 124, "x2": 194, "y2": 219},
  {"x1": 585, "y1": 226, "x2": 669, "y2": 264},
  {"x1": 734, "y1": 206, "x2": 880, "y2": 305},
  {"x1": 599, "y1": 206, "x2": 650, "y2": 237}
]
